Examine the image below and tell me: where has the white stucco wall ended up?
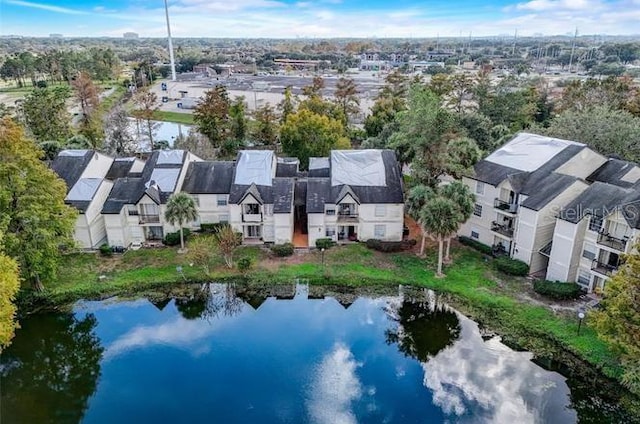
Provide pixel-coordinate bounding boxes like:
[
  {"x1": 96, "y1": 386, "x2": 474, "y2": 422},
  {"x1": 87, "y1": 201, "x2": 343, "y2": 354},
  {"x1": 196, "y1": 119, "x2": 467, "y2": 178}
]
[{"x1": 546, "y1": 218, "x2": 587, "y2": 282}]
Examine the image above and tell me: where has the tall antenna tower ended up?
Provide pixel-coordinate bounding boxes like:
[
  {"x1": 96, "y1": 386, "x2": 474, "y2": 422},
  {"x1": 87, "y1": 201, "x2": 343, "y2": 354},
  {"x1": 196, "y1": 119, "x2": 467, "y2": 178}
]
[
  {"x1": 568, "y1": 28, "x2": 578, "y2": 73},
  {"x1": 164, "y1": 0, "x2": 176, "y2": 81},
  {"x1": 512, "y1": 29, "x2": 517, "y2": 56}
]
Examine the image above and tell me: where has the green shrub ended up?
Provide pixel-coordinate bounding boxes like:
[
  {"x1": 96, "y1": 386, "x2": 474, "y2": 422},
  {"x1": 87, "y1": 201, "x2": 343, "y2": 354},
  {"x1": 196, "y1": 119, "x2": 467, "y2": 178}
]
[
  {"x1": 494, "y1": 256, "x2": 529, "y2": 276},
  {"x1": 200, "y1": 223, "x2": 226, "y2": 233},
  {"x1": 237, "y1": 257, "x2": 252, "y2": 273},
  {"x1": 365, "y1": 239, "x2": 417, "y2": 253},
  {"x1": 458, "y1": 236, "x2": 492, "y2": 255},
  {"x1": 315, "y1": 238, "x2": 336, "y2": 250},
  {"x1": 163, "y1": 228, "x2": 192, "y2": 246},
  {"x1": 99, "y1": 243, "x2": 112, "y2": 257},
  {"x1": 271, "y1": 243, "x2": 294, "y2": 257},
  {"x1": 533, "y1": 280, "x2": 582, "y2": 300}
]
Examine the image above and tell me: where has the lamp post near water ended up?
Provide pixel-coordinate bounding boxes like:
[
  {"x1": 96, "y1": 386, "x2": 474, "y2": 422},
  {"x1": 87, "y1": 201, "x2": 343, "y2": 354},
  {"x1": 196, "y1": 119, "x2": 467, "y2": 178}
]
[{"x1": 321, "y1": 248, "x2": 325, "y2": 267}]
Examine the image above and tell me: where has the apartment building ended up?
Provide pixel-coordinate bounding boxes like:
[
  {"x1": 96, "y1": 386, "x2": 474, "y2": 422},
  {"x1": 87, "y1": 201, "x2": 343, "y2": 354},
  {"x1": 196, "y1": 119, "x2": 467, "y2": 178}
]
[
  {"x1": 306, "y1": 150, "x2": 405, "y2": 247},
  {"x1": 546, "y1": 158, "x2": 640, "y2": 293},
  {"x1": 53, "y1": 148, "x2": 405, "y2": 249},
  {"x1": 101, "y1": 150, "x2": 201, "y2": 247},
  {"x1": 459, "y1": 133, "x2": 608, "y2": 275},
  {"x1": 51, "y1": 149, "x2": 116, "y2": 249}
]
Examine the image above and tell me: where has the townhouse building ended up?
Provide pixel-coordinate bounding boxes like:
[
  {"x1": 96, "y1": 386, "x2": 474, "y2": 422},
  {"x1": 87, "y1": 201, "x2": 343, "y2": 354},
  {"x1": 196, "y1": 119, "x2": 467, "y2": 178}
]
[{"x1": 51, "y1": 149, "x2": 116, "y2": 249}]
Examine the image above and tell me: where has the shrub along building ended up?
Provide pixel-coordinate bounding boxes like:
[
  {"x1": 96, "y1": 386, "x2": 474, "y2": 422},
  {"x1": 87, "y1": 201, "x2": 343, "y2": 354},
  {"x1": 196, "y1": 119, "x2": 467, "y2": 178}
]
[
  {"x1": 51, "y1": 148, "x2": 405, "y2": 249},
  {"x1": 459, "y1": 132, "x2": 640, "y2": 293}
]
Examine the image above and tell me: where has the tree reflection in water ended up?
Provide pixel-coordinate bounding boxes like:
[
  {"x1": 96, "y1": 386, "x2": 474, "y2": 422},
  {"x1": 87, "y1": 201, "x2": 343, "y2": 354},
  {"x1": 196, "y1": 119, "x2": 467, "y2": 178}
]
[
  {"x1": 385, "y1": 290, "x2": 461, "y2": 363},
  {"x1": 0, "y1": 313, "x2": 103, "y2": 424},
  {"x1": 175, "y1": 283, "x2": 244, "y2": 321}
]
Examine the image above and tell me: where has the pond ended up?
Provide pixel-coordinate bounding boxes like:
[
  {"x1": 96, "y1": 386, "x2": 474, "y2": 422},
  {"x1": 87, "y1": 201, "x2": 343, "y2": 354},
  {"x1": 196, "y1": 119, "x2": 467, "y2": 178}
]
[
  {"x1": 128, "y1": 119, "x2": 192, "y2": 149},
  {"x1": 0, "y1": 284, "x2": 632, "y2": 424}
]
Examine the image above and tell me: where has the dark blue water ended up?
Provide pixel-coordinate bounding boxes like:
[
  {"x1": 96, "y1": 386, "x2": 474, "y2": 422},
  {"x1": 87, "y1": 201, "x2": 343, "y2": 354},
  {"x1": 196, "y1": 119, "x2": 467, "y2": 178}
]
[{"x1": 0, "y1": 284, "x2": 630, "y2": 423}]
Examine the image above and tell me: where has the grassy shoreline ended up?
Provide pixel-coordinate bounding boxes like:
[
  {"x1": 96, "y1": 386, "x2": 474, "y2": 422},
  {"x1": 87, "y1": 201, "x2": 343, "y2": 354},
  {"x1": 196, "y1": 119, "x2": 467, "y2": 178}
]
[
  {"x1": 16, "y1": 243, "x2": 636, "y2": 405},
  {"x1": 151, "y1": 110, "x2": 195, "y2": 125}
]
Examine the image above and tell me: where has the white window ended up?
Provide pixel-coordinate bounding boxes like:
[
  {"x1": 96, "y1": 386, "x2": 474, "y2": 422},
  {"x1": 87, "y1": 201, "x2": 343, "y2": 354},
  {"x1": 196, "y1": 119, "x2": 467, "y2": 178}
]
[
  {"x1": 582, "y1": 242, "x2": 596, "y2": 261},
  {"x1": 325, "y1": 227, "x2": 336, "y2": 237},
  {"x1": 476, "y1": 181, "x2": 485, "y2": 195},
  {"x1": 473, "y1": 204, "x2": 482, "y2": 217},
  {"x1": 219, "y1": 214, "x2": 229, "y2": 223},
  {"x1": 471, "y1": 230, "x2": 479, "y2": 239},
  {"x1": 577, "y1": 269, "x2": 591, "y2": 286},
  {"x1": 127, "y1": 205, "x2": 139, "y2": 216},
  {"x1": 375, "y1": 205, "x2": 386, "y2": 217},
  {"x1": 217, "y1": 195, "x2": 227, "y2": 207},
  {"x1": 326, "y1": 209, "x2": 336, "y2": 216},
  {"x1": 374, "y1": 224, "x2": 386, "y2": 238},
  {"x1": 264, "y1": 204, "x2": 274, "y2": 216}
]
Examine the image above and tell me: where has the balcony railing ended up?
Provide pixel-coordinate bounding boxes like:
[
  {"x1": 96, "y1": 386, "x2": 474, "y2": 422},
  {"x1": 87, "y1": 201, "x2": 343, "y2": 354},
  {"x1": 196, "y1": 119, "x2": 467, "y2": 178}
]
[
  {"x1": 597, "y1": 231, "x2": 628, "y2": 252},
  {"x1": 591, "y1": 260, "x2": 618, "y2": 276},
  {"x1": 494, "y1": 198, "x2": 518, "y2": 214},
  {"x1": 242, "y1": 213, "x2": 262, "y2": 222},
  {"x1": 139, "y1": 214, "x2": 160, "y2": 224},
  {"x1": 337, "y1": 212, "x2": 359, "y2": 222},
  {"x1": 491, "y1": 221, "x2": 514, "y2": 238}
]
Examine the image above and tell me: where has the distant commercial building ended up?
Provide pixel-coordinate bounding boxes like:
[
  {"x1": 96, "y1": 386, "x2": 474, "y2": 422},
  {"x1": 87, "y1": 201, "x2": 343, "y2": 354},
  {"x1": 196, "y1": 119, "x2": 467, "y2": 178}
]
[
  {"x1": 49, "y1": 34, "x2": 63, "y2": 38},
  {"x1": 123, "y1": 32, "x2": 139, "y2": 39}
]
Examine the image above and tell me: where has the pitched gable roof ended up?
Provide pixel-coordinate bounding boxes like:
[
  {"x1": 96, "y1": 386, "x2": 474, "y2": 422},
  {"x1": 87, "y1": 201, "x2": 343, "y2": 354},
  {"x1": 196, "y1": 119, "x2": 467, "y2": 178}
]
[
  {"x1": 181, "y1": 161, "x2": 235, "y2": 194},
  {"x1": 51, "y1": 150, "x2": 94, "y2": 190}
]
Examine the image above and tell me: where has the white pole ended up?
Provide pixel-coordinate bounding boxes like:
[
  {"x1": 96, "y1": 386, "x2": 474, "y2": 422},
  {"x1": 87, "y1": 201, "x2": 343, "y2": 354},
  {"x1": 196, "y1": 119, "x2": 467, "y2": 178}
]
[{"x1": 164, "y1": 0, "x2": 176, "y2": 81}]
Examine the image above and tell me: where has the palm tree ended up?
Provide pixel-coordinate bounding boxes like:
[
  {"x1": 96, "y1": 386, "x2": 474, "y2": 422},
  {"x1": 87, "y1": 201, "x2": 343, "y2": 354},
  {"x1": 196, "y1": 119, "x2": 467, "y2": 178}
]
[
  {"x1": 440, "y1": 181, "x2": 475, "y2": 262},
  {"x1": 421, "y1": 196, "x2": 460, "y2": 278},
  {"x1": 164, "y1": 192, "x2": 198, "y2": 252},
  {"x1": 407, "y1": 184, "x2": 434, "y2": 256}
]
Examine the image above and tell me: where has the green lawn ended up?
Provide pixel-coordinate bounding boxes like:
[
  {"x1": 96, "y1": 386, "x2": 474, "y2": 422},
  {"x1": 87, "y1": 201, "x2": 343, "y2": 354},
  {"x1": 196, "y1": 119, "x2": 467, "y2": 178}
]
[
  {"x1": 19, "y1": 242, "x2": 623, "y2": 387},
  {"x1": 152, "y1": 110, "x2": 195, "y2": 125}
]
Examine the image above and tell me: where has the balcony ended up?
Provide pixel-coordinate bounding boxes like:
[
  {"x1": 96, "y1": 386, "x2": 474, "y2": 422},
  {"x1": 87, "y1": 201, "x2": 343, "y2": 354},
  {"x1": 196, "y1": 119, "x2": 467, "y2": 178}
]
[
  {"x1": 139, "y1": 214, "x2": 160, "y2": 224},
  {"x1": 491, "y1": 221, "x2": 514, "y2": 238},
  {"x1": 597, "y1": 232, "x2": 628, "y2": 252},
  {"x1": 494, "y1": 198, "x2": 518, "y2": 214},
  {"x1": 242, "y1": 213, "x2": 262, "y2": 223},
  {"x1": 591, "y1": 260, "x2": 618, "y2": 276},
  {"x1": 337, "y1": 212, "x2": 359, "y2": 223}
]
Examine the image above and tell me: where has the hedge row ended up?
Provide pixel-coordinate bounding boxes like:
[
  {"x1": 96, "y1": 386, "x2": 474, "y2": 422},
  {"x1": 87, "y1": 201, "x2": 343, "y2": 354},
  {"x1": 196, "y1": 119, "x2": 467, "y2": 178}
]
[
  {"x1": 365, "y1": 238, "x2": 417, "y2": 253},
  {"x1": 533, "y1": 280, "x2": 582, "y2": 300},
  {"x1": 163, "y1": 228, "x2": 192, "y2": 246},
  {"x1": 494, "y1": 256, "x2": 529, "y2": 276},
  {"x1": 457, "y1": 236, "x2": 492, "y2": 255}
]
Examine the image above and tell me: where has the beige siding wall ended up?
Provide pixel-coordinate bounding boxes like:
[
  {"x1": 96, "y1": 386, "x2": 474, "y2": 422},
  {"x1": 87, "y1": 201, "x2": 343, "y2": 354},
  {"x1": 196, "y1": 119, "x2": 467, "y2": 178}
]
[
  {"x1": 79, "y1": 152, "x2": 113, "y2": 180},
  {"x1": 193, "y1": 194, "x2": 230, "y2": 226},
  {"x1": 458, "y1": 177, "x2": 501, "y2": 248},
  {"x1": 555, "y1": 148, "x2": 606, "y2": 179},
  {"x1": 546, "y1": 218, "x2": 587, "y2": 282}
]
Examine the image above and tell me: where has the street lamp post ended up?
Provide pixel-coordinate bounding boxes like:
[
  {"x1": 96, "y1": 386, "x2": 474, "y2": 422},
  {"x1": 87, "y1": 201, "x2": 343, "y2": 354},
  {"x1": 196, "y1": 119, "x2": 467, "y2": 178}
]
[
  {"x1": 176, "y1": 265, "x2": 186, "y2": 282},
  {"x1": 321, "y1": 248, "x2": 325, "y2": 267},
  {"x1": 577, "y1": 307, "x2": 586, "y2": 335}
]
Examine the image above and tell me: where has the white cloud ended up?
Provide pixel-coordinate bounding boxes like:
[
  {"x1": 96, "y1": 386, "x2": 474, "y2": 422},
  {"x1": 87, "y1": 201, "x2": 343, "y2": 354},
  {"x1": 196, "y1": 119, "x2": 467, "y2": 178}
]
[
  {"x1": 104, "y1": 317, "x2": 218, "y2": 360},
  {"x1": 6, "y1": 0, "x2": 89, "y2": 15},
  {"x1": 307, "y1": 343, "x2": 363, "y2": 424},
  {"x1": 420, "y1": 313, "x2": 577, "y2": 423}
]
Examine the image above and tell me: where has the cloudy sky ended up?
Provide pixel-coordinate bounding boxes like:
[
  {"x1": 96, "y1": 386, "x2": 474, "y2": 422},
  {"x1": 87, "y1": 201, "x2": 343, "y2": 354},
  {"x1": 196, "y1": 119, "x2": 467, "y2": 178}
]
[{"x1": 1, "y1": 0, "x2": 640, "y2": 38}]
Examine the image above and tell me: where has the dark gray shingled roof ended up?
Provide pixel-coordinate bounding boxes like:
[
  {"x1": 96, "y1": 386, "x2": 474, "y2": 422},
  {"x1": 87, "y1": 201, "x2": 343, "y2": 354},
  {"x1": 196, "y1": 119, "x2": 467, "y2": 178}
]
[
  {"x1": 276, "y1": 158, "x2": 299, "y2": 178},
  {"x1": 519, "y1": 173, "x2": 577, "y2": 211},
  {"x1": 294, "y1": 180, "x2": 307, "y2": 207},
  {"x1": 50, "y1": 150, "x2": 94, "y2": 190},
  {"x1": 587, "y1": 158, "x2": 640, "y2": 188},
  {"x1": 102, "y1": 178, "x2": 146, "y2": 214},
  {"x1": 273, "y1": 178, "x2": 294, "y2": 213},
  {"x1": 106, "y1": 159, "x2": 135, "y2": 180},
  {"x1": 67, "y1": 200, "x2": 92, "y2": 213},
  {"x1": 306, "y1": 178, "x2": 331, "y2": 213},
  {"x1": 181, "y1": 161, "x2": 235, "y2": 194},
  {"x1": 559, "y1": 181, "x2": 640, "y2": 229},
  {"x1": 229, "y1": 183, "x2": 273, "y2": 205},
  {"x1": 473, "y1": 160, "x2": 522, "y2": 186},
  {"x1": 308, "y1": 157, "x2": 330, "y2": 178}
]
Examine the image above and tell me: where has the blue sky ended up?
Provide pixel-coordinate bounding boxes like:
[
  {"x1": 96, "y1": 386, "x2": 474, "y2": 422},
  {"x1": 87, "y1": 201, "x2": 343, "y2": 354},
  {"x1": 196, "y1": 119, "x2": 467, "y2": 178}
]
[{"x1": 1, "y1": 0, "x2": 639, "y2": 37}]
